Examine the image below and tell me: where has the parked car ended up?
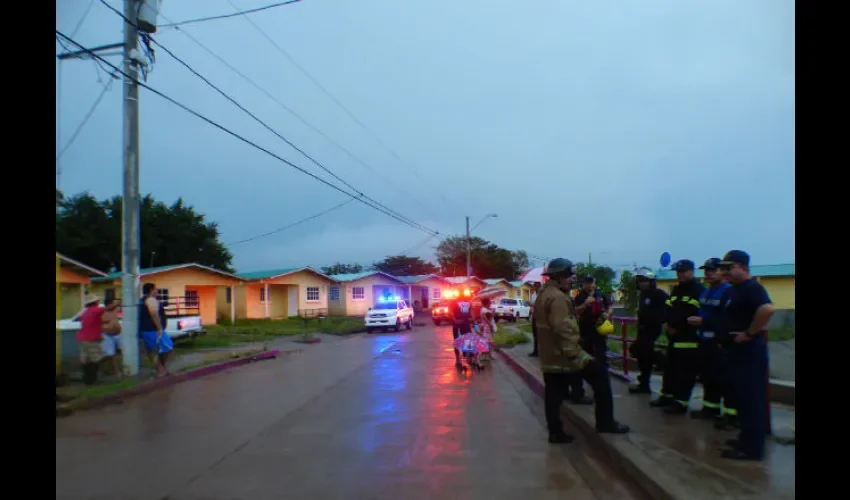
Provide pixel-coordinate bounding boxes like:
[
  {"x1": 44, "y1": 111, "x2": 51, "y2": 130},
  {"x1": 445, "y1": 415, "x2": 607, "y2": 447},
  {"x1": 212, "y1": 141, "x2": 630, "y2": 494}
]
[
  {"x1": 431, "y1": 302, "x2": 451, "y2": 326},
  {"x1": 365, "y1": 298, "x2": 414, "y2": 333},
  {"x1": 493, "y1": 298, "x2": 531, "y2": 322}
]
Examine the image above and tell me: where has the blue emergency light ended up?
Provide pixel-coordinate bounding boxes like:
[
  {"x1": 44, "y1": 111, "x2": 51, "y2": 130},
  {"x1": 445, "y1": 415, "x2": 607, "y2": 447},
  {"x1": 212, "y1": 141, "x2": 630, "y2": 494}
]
[{"x1": 378, "y1": 296, "x2": 401, "y2": 302}]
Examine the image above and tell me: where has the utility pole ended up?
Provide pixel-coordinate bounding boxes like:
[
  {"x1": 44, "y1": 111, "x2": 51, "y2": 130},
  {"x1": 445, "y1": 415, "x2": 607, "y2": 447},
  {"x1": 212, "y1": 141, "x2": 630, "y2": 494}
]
[
  {"x1": 466, "y1": 216, "x2": 471, "y2": 278},
  {"x1": 120, "y1": 0, "x2": 142, "y2": 376},
  {"x1": 588, "y1": 252, "x2": 592, "y2": 265}
]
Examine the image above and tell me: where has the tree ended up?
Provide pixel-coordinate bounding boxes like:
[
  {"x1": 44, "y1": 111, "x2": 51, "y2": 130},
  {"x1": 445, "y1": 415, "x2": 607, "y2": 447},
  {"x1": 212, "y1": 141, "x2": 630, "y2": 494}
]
[
  {"x1": 574, "y1": 263, "x2": 617, "y2": 294},
  {"x1": 435, "y1": 235, "x2": 525, "y2": 280},
  {"x1": 56, "y1": 190, "x2": 234, "y2": 272},
  {"x1": 618, "y1": 270, "x2": 640, "y2": 315},
  {"x1": 321, "y1": 263, "x2": 363, "y2": 275},
  {"x1": 372, "y1": 255, "x2": 438, "y2": 276}
]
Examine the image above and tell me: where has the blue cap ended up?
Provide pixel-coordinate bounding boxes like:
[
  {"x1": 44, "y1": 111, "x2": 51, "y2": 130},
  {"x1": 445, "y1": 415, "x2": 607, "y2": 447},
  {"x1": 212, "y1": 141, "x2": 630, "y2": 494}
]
[
  {"x1": 699, "y1": 258, "x2": 722, "y2": 270},
  {"x1": 672, "y1": 259, "x2": 695, "y2": 272}
]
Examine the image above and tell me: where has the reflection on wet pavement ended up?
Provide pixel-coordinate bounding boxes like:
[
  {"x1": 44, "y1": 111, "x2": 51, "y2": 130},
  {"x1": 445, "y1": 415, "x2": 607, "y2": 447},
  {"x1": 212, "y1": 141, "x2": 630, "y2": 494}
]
[{"x1": 57, "y1": 326, "x2": 646, "y2": 500}]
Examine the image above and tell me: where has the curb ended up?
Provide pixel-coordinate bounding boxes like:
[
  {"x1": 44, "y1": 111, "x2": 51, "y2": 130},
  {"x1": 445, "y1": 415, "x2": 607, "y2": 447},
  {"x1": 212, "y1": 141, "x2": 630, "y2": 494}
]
[
  {"x1": 66, "y1": 348, "x2": 296, "y2": 412},
  {"x1": 497, "y1": 349, "x2": 693, "y2": 500}
]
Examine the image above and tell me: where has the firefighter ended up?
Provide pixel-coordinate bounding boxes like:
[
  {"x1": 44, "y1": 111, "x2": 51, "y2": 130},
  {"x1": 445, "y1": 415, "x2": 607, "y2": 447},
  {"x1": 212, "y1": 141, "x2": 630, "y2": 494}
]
[
  {"x1": 629, "y1": 270, "x2": 669, "y2": 395},
  {"x1": 534, "y1": 258, "x2": 629, "y2": 444},
  {"x1": 717, "y1": 250, "x2": 774, "y2": 461},
  {"x1": 656, "y1": 259, "x2": 705, "y2": 414},
  {"x1": 686, "y1": 258, "x2": 730, "y2": 419}
]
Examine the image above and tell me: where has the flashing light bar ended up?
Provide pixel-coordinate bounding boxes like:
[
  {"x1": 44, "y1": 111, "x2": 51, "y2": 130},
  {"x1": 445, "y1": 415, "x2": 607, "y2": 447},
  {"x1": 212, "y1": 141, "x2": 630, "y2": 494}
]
[{"x1": 378, "y1": 296, "x2": 401, "y2": 302}]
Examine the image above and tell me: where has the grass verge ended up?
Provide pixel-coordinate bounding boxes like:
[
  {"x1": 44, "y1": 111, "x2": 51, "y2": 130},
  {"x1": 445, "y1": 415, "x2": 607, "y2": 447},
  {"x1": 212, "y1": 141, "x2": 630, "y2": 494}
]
[{"x1": 492, "y1": 331, "x2": 529, "y2": 346}]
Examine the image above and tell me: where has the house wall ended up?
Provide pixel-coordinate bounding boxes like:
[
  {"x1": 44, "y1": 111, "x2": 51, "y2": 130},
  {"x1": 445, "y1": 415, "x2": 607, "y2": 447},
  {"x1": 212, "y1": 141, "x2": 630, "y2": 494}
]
[
  {"x1": 236, "y1": 271, "x2": 334, "y2": 319},
  {"x1": 215, "y1": 286, "x2": 239, "y2": 324},
  {"x1": 759, "y1": 276, "x2": 795, "y2": 310},
  {"x1": 59, "y1": 284, "x2": 84, "y2": 318},
  {"x1": 341, "y1": 276, "x2": 402, "y2": 316}
]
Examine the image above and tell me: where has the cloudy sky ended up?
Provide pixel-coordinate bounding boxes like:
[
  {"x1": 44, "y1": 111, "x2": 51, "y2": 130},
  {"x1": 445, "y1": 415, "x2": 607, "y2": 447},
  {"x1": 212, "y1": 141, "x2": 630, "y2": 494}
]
[{"x1": 56, "y1": 0, "x2": 794, "y2": 273}]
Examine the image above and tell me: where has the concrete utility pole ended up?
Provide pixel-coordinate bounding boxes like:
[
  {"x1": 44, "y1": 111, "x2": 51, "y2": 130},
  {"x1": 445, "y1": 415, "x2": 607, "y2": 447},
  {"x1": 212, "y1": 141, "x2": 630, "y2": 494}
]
[
  {"x1": 466, "y1": 216, "x2": 471, "y2": 278},
  {"x1": 120, "y1": 0, "x2": 142, "y2": 376}
]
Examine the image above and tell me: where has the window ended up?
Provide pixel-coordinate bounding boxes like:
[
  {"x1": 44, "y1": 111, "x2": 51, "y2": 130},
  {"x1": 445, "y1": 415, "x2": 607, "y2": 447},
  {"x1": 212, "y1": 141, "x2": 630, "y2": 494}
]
[
  {"x1": 156, "y1": 288, "x2": 169, "y2": 303},
  {"x1": 432, "y1": 287, "x2": 441, "y2": 300},
  {"x1": 306, "y1": 286, "x2": 320, "y2": 302},
  {"x1": 352, "y1": 286, "x2": 365, "y2": 301},
  {"x1": 329, "y1": 286, "x2": 340, "y2": 301},
  {"x1": 260, "y1": 287, "x2": 267, "y2": 303},
  {"x1": 104, "y1": 288, "x2": 116, "y2": 304},
  {"x1": 185, "y1": 290, "x2": 199, "y2": 307},
  {"x1": 226, "y1": 287, "x2": 232, "y2": 304}
]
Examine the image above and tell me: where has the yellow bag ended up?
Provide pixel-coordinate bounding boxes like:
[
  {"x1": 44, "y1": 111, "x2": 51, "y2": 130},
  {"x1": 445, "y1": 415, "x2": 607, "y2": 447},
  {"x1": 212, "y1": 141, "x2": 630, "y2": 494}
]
[{"x1": 596, "y1": 319, "x2": 614, "y2": 336}]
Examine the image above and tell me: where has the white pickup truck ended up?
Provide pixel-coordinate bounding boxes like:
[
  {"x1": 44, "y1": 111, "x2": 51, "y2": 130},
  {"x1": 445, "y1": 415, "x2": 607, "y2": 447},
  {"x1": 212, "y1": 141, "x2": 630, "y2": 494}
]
[
  {"x1": 493, "y1": 298, "x2": 532, "y2": 322},
  {"x1": 56, "y1": 307, "x2": 206, "y2": 340},
  {"x1": 365, "y1": 299, "x2": 415, "y2": 333}
]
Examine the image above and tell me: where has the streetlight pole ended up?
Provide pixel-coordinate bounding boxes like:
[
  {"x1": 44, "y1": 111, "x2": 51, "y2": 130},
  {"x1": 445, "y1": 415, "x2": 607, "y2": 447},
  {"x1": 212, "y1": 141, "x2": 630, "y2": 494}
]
[
  {"x1": 120, "y1": 0, "x2": 142, "y2": 376},
  {"x1": 465, "y1": 214, "x2": 498, "y2": 278}
]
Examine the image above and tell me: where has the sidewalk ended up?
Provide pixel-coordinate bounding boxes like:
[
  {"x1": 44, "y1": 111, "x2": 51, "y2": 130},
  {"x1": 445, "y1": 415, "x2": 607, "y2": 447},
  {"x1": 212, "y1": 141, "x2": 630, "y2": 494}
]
[{"x1": 499, "y1": 339, "x2": 795, "y2": 500}]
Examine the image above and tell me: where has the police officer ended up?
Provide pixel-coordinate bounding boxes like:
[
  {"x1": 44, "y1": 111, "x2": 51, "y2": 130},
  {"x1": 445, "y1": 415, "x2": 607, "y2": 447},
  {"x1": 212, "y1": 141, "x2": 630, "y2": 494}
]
[
  {"x1": 686, "y1": 258, "x2": 731, "y2": 420},
  {"x1": 629, "y1": 270, "x2": 669, "y2": 395},
  {"x1": 717, "y1": 250, "x2": 774, "y2": 461},
  {"x1": 656, "y1": 259, "x2": 705, "y2": 414},
  {"x1": 534, "y1": 258, "x2": 629, "y2": 444}
]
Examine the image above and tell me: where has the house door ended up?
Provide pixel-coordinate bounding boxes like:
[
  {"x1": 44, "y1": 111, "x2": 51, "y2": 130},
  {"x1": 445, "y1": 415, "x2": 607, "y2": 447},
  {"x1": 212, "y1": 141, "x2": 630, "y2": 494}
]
[{"x1": 288, "y1": 287, "x2": 298, "y2": 317}]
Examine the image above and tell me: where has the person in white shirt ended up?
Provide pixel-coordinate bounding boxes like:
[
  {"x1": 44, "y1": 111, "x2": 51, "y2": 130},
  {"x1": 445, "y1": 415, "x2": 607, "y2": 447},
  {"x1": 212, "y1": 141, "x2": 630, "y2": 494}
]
[{"x1": 529, "y1": 282, "x2": 541, "y2": 357}]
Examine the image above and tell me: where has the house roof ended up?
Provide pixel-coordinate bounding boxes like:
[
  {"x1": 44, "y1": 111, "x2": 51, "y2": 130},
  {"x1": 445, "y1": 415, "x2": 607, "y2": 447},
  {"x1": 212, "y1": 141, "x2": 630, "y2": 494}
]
[
  {"x1": 654, "y1": 263, "x2": 795, "y2": 281},
  {"x1": 329, "y1": 271, "x2": 403, "y2": 283},
  {"x1": 394, "y1": 274, "x2": 449, "y2": 284},
  {"x1": 237, "y1": 266, "x2": 334, "y2": 282},
  {"x1": 444, "y1": 276, "x2": 485, "y2": 285},
  {"x1": 92, "y1": 263, "x2": 241, "y2": 283},
  {"x1": 483, "y1": 278, "x2": 511, "y2": 286},
  {"x1": 508, "y1": 280, "x2": 524, "y2": 288},
  {"x1": 57, "y1": 253, "x2": 107, "y2": 278}
]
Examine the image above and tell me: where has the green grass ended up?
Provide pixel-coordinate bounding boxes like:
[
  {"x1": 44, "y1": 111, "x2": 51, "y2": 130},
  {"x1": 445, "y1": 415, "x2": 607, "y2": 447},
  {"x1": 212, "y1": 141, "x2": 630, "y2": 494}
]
[{"x1": 492, "y1": 331, "x2": 529, "y2": 346}]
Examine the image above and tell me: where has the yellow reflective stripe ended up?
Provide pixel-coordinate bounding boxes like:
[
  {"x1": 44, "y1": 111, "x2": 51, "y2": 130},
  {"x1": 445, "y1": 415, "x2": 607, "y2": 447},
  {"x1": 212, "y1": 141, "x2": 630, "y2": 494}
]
[
  {"x1": 675, "y1": 400, "x2": 690, "y2": 407},
  {"x1": 664, "y1": 300, "x2": 672, "y2": 306},
  {"x1": 702, "y1": 401, "x2": 721, "y2": 409},
  {"x1": 654, "y1": 391, "x2": 672, "y2": 398},
  {"x1": 682, "y1": 296, "x2": 690, "y2": 302},
  {"x1": 673, "y1": 342, "x2": 699, "y2": 348},
  {"x1": 724, "y1": 407, "x2": 738, "y2": 416},
  {"x1": 670, "y1": 296, "x2": 679, "y2": 301},
  {"x1": 686, "y1": 299, "x2": 701, "y2": 307}
]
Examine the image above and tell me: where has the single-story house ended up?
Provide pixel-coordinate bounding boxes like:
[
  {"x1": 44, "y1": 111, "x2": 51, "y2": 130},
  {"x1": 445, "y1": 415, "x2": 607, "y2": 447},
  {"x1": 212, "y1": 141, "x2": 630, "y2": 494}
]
[
  {"x1": 229, "y1": 267, "x2": 337, "y2": 320},
  {"x1": 90, "y1": 263, "x2": 243, "y2": 325},
  {"x1": 482, "y1": 278, "x2": 513, "y2": 298},
  {"x1": 394, "y1": 274, "x2": 452, "y2": 310},
  {"x1": 328, "y1": 271, "x2": 406, "y2": 317},
  {"x1": 509, "y1": 280, "x2": 534, "y2": 301},
  {"x1": 57, "y1": 253, "x2": 107, "y2": 319},
  {"x1": 444, "y1": 276, "x2": 488, "y2": 293}
]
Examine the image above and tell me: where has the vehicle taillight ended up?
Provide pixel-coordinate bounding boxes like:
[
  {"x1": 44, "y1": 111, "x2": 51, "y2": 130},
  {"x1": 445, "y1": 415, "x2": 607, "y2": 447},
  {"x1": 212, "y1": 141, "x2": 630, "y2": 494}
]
[
  {"x1": 509, "y1": 307, "x2": 513, "y2": 312},
  {"x1": 178, "y1": 320, "x2": 183, "y2": 330}
]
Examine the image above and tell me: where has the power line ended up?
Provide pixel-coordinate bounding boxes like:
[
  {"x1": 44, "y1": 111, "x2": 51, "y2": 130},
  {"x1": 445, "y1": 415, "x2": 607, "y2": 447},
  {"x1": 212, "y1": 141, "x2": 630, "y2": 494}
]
[
  {"x1": 158, "y1": 0, "x2": 302, "y2": 29},
  {"x1": 228, "y1": 198, "x2": 354, "y2": 246},
  {"x1": 161, "y1": 19, "x2": 439, "y2": 216},
  {"x1": 98, "y1": 1, "x2": 434, "y2": 236},
  {"x1": 398, "y1": 234, "x2": 439, "y2": 256},
  {"x1": 55, "y1": 74, "x2": 116, "y2": 161},
  {"x1": 70, "y1": 0, "x2": 97, "y2": 38},
  {"x1": 55, "y1": 30, "x2": 439, "y2": 237},
  {"x1": 226, "y1": 0, "x2": 457, "y2": 210}
]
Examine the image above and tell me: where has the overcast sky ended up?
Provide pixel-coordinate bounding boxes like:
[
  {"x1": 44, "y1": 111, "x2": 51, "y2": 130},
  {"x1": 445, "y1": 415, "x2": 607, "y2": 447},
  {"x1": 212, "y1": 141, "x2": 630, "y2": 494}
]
[{"x1": 56, "y1": 0, "x2": 794, "y2": 273}]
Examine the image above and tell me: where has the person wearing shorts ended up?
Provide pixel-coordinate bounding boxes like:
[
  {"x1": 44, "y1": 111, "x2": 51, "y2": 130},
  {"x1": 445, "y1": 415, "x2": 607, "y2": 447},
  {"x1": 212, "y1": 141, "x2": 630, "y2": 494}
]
[
  {"x1": 100, "y1": 298, "x2": 124, "y2": 379},
  {"x1": 139, "y1": 283, "x2": 174, "y2": 377},
  {"x1": 77, "y1": 295, "x2": 106, "y2": 385}
]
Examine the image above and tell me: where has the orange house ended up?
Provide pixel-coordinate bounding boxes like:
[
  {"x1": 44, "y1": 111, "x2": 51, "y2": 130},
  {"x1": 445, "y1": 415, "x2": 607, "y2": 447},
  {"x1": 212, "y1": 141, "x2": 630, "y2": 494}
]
[
  {"x1": 229, "y1": 267, "x2": 337, "y2": 319},
  {"x1": 90, "y1": 263, "x2": 243, "y2": 325},
  {"x1": 57, "y1": 253, "x2": 107, "y2": 318}
]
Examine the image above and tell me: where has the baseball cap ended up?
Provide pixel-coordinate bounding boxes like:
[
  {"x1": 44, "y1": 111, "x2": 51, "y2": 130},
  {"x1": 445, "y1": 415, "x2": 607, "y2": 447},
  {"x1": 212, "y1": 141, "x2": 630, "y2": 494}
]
[
  {"x1": 719, "y1": 250, "x2": 750, "y2": 267},
  {"x1": 583, "y1": 274, "x2": 596, "y2": 283},
  {"x1": 699, "y1": 258, "x2": 722, "y2": 270},
  {"x1": 672, "y1": 259, "x2": 695, "y2": 272}
]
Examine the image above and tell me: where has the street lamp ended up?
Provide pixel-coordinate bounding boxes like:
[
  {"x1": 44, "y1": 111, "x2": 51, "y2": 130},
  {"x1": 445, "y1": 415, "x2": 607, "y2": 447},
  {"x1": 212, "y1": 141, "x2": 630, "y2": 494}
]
[{"x1": 466, "y1": 214, "x2": 498, "y2": 277}]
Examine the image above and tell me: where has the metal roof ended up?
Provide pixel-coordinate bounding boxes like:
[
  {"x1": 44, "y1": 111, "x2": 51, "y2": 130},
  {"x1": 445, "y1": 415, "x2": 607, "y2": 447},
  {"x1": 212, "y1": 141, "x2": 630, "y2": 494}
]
[
  {"x1": 92, "y1": 263, "x2": 241, "y2": 283},
  {"x1": 394, "y1": 274, "x2": 449, "y2": 284},
  {"x1": 329, "y1": 271, "x2": 403, "y2": 283},
  {"x1": 237, "y1": 266, "x2": 334, "y2": 282},
  {"x1": 483, "y1": 278, "x2": 511, "y2": 286},
  {"x1": 57, "y1": 253, "x2": 107, "y2": 278},
  {"x1": 654, "y1": 263, "x2": 795, "y2": 281}
]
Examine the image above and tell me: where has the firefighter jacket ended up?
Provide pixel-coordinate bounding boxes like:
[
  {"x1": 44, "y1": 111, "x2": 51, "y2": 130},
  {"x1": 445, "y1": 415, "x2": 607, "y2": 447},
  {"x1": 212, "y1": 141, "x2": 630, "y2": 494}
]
[
  {"x1": 533, "y1": 281, "x2": 592, "y2": 373},
  {"x1": 666, "y1": 280, "x2": 706, "y2": 344}
]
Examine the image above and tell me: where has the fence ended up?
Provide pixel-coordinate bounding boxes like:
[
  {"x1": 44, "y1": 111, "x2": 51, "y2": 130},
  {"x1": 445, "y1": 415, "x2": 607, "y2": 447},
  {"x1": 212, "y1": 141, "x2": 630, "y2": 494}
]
[{"x1": 606, "y1": 316, "x2": 772, "y2": 433}]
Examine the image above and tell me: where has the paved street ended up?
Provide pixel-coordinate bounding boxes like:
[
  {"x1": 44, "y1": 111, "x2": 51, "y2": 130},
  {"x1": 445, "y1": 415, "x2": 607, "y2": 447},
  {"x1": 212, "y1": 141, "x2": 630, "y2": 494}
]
[{"x1": 56, "y1": 325, "x2": 646, "y2": 500}]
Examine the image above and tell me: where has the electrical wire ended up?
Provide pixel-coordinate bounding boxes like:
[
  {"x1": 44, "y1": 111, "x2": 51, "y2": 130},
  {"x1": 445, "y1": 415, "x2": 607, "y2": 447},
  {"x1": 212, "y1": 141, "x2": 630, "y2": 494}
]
[
  {"x1": 227, "y1": 198, "x2": 354, "y2": 245},
  {"x1": 397, "y1": 234, "x2": 438, "y2": 256},
  {"x1": 160, "y1": 18, "x2": 438, "y2": 216},
  {"x1": 55, "y1": 75, "x2": 116, "y2": 161},
  {"x1": 226, "y1": 0, "x2": 458, "y2": 210},
  {"x1": 158, "y1": 0, "x2": 302, "y2": 28},
  {"x1": 55, "y1": 30, "x2": 439, "y2": 237},
  {"x1": 97, "y1": 1, "x2": 434, "y2": 236},
  {"x1": 70, "y1": 0, "x2": 97, "y2": 38}
]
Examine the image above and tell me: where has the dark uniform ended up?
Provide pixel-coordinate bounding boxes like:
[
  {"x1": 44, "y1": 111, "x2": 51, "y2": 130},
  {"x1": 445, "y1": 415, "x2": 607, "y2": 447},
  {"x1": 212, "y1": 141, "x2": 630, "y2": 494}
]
[
  {"x1": 534, "y1": 258, "x2": 629, "y2": 443},
  {"x1": 630, "y1": 276, "x2": 669, "y2": 394},
  {"x1": 575, "y1": 285, "x2": 612, "y2": 366},
  {"x1": 718, "y1": 250, "x2": 772, "y2": 461},
  {"x1": 695, "y1": 261, "x2": 731, "y2": 419},
  {"x1": 660, "y1": 260, "x2": 705, "y2": 414},
  {"x1": 447, "y1": 293, "x2": 474, "y2": 365}
]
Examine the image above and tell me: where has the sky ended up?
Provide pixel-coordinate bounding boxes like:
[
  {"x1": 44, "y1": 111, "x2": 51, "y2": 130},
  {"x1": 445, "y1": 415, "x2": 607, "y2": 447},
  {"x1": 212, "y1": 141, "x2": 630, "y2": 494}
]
[{"x1": 56, "y1": 0, "x2": 795, "y2": 274}]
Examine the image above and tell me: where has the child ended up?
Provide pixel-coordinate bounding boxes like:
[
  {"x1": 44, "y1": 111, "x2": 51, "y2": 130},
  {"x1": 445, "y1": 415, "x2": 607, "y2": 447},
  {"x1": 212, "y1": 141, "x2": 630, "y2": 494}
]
[{"x1": 478, "y1": 298, "x2": 497, "y2": 360}]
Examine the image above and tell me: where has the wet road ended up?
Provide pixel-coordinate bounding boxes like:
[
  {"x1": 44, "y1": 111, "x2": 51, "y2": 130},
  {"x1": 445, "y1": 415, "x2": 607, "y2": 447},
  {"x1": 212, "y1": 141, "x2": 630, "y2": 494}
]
[{"x1": 57, "y1": 325, "x2": 646, "y2": 500}]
